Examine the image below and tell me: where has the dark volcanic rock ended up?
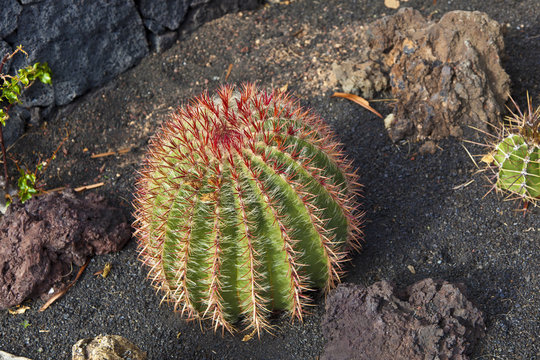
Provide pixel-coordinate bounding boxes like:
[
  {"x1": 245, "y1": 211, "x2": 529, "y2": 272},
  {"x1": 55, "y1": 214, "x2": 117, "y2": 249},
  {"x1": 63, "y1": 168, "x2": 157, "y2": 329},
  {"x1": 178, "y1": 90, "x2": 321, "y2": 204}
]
[
  {"x1": 0, "y1": 0, "x2": 263, "y2": 141},
  {"x1": 321, "y1": 279, "x2": 485, "y2": 360},
  {"x1": 0, "y1": 40, "x2": 13, "y2": 86},
  {"x1": 148, "y1": 31, "x2": 179, "y2": 53},
  {"x1": 0, "y1": 190, "x2": 131, "y2": 310},
  {"x1": 141, "y1": 0, "x2": 262, "y2": 52},
  {"x1": 7, "y1": 0, "x2": 149, "y2": 107},
  {"x1": 1, "y1": 106, "x2": 26, "y2": 146},
  {"x1": 0, "y1": 0, "x2": 21, "y2": 38},
  {"x1": 139, "y1": 0, "x2": 261, "y2": 35},
  {"x1": 138, "y1": 0, "x2": 191, "y2": 35},
  {"x1": 179, "y1": 0, "x2": 262, "y2": 35}
]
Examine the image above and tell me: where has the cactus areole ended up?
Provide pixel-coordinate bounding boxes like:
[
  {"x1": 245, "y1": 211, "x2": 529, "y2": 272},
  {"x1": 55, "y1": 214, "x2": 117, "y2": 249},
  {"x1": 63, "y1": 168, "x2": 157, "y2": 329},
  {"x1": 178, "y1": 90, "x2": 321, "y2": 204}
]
[{"x1": 133, "y1": 84, "x2": 363, "y2": 334}]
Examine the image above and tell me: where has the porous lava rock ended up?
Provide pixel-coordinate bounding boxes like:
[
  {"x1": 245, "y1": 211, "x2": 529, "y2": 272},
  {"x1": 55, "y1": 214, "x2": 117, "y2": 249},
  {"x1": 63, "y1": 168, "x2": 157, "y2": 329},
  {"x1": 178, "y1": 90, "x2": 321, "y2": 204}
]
[
  {"x1": 7, "y1": 0, "x2": 149, "y2": 107},
  {"x1": 331, "y1": 60, "x2": 388, "y2": 99},
  {"x1": 138, "y1": 0, "x2": 261, "y2": 35},
  {"x1": 0, "y1": 0, "x2": 21, "y2": 38},
  {"x1": 333, "y1": 8, "x2": 510, "y2": 142},
  {"x1": 321, "y1": 279, "x2": 485, "y2": 360},
  {"x1": 72, "y1": 335, "x2": 147, "y2": 360},
  {"x1": 0, "y1": 190, "x2": 131, "y2": 310},
  {"x1": 0, "y1": 350, "x2": 31, "y2": 360}
]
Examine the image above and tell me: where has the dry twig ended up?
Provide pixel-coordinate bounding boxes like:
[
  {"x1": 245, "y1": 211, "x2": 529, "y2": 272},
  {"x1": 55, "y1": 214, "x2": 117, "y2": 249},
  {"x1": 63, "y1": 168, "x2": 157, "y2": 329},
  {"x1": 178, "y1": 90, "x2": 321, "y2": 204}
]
[
  {"x1": 331, "y1": 92, "x2": 383, "y2": 118},
  {"x1": 39, "y1": 259, "x2": 89, "y2": 312}
]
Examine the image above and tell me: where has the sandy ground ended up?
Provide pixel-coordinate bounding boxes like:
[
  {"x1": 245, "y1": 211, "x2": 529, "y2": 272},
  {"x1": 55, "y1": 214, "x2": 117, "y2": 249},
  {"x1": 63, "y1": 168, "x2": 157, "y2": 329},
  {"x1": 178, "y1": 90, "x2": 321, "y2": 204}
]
[{"x1": 1, "y1": 0, "x2": 539, "y2": 359}]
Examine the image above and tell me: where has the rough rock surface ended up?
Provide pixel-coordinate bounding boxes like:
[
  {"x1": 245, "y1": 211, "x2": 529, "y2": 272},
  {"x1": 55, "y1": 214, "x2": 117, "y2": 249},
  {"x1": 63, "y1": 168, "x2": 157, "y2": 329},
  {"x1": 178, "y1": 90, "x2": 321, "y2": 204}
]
[
  {"x1": 0, "y1": 350, "x2": 31, "y2": 360},
  {"x1": 138, "y1": 0, "x2": 191, "y2": 35},
  {"x1": 0, "y1": 0, "x2": 21, "y2": 38},
  {"x1": 179, "y1": 0, "x2": 261, "y2": 36},
  {"x1": 382, "y1": 9, "x2": 509, "y2": 141},
  {"x1": 331, "y1": 60, "x2": 388, "y2": 99},
  {"x1": 6, "y1": 0, "x2": 149, "y2": 107},
  {"x1": 72, "y1": 335, "x2": 147, "y2": 360},
  {"x1": 321, "y1": 279, "x2": 485, "y2": 360},
  {"x1": 0, "y1": 190, "x2": 131, "y2": 310},
  {"x1": 0, "y1": 41, "x2": 12, "y2": 66},
  {"x1": 1, "y1": 0, "x2": 262, "y2": 107},
  {"x1": 141, "y1": 0, "x2": 260, "y2": 51},
  {"x1": 333, "y1": 8, "x2": 510, "y2": 142},
  {"x1": 0, "y1": 107, "x2": 25, "y2": 146}
]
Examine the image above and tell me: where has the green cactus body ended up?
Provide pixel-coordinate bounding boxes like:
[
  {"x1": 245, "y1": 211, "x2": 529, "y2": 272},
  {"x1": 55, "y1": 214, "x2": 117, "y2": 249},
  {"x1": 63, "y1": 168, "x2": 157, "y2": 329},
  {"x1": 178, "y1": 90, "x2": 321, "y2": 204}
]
[
  {"x1": 133, "y1": 84, "x2": 362, "y2": 333},
  {"x1": 493, "y1": 134, "x2": 540, "y2": 198},
  {"x1": 488, "y1": 98, "x2": 540, "y2": 203}
]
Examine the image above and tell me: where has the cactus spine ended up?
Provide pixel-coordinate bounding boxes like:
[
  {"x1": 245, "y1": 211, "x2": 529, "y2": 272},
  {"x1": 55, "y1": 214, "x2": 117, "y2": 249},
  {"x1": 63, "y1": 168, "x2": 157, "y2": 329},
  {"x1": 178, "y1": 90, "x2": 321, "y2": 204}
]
[
  {"x1": 133, "y1": 84, "x2": 362, "y2": 334},
  {"x1": 487, "y1": 96, "x2": 540, "y2": 204}
]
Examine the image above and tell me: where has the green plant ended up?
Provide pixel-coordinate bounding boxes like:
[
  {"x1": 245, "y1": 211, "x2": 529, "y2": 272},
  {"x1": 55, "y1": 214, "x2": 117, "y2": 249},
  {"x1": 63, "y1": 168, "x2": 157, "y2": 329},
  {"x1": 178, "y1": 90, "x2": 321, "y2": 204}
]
[
  {"x1": 6, "y1": 132, "x2": 67, "y2": 206},
  {"x1": 16, "y1": 165, "x2": 39, "y2": 203},
  {"x1": 482, "y1": 95, "x2": 540, "y2": 206},
  {"x1": 133, "y1": 84, "x2": 363, "y2": 334},
  {"x1": 0, "y1": 45, "x2": 52, "y2": 203}
]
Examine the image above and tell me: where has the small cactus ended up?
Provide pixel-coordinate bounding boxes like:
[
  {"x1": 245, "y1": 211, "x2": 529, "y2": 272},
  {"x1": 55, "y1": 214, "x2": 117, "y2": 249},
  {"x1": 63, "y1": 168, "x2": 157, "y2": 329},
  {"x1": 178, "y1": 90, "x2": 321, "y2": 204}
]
[
  {"x1": 484, "y1": 96, "x2": 540, "y2": 205},
  {"x1": 133, "y1": 84, "x2": 362, "y2": 334}
]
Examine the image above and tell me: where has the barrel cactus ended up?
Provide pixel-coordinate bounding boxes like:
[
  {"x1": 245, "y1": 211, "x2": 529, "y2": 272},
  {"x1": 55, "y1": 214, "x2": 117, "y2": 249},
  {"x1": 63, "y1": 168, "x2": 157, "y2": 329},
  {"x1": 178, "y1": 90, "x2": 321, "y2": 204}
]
[
  {"x1": 133, "y1": 84, "x2": 362, "y2": 334},
  {"x1": 484, "y1": 96, "x2": 540, "y2": 205}
]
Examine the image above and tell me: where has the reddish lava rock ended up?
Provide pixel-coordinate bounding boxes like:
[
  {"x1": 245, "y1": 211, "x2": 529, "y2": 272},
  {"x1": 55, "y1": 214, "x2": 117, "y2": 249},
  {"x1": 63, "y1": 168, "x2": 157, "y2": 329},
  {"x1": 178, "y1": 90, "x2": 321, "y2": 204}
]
[
  {"x1": 321, "y1": 279, "x2": 485, "y2": 360},
  {"x1": 0, "y1": 190, "x2": 131, "y2": 309}
]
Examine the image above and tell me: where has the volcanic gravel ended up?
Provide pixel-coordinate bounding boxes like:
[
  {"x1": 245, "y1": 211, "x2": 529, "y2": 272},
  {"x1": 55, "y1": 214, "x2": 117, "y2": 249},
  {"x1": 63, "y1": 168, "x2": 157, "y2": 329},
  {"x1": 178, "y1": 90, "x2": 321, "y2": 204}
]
[{"x1": 1, "y1": 0, "x2": 539, "y2": 359}]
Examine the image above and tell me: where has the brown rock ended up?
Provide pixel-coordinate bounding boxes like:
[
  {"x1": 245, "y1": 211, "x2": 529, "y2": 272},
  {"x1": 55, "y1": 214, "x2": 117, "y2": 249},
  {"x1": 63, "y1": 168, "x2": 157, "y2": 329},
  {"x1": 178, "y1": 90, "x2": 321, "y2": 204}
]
[
  {"x1": 418, "y1": 140, "x2": 437, "y2": 155},
  {"x1": 0, "y1": 350, "x2": 32, "y2": 360},
  {"x1": 321, "y1": 279, "x2": 485, "y2": 360},
  {"x1": 331, "y1": 60, "x2": 388, "y2": 99},
  {"x1": 0, "y1": 190, "x2": 131, "y2": 309},
  {"x1": 332, "y1": 8, "x2": 510, "y2": 142},
  {"x1": 369, "y1": 8, "x2": 510, "y2": 142},
  {"x1": 72, "y1": 335, "x2": 147, "y2": 360}
]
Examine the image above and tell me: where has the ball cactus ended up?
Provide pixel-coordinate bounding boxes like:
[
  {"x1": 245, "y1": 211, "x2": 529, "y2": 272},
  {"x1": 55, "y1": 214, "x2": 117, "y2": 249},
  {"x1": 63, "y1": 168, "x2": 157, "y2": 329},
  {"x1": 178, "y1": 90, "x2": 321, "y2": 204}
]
[
  {"x1": 133, "y1": 84, "x2": 363, "y2": 334},
  {"x1": 484, "y1": 96, "x2": 540, "y2": 205}
]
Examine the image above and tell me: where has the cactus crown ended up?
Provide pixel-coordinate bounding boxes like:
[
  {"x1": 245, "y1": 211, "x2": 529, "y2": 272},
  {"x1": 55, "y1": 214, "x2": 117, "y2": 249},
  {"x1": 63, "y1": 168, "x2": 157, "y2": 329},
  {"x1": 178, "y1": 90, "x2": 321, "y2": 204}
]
[
  {"x1": 485, "y1": 95, "x2": 540, "y2": 205},
  {"x1": 133, "y1": 84, "x2": 362, "y2": 334}
]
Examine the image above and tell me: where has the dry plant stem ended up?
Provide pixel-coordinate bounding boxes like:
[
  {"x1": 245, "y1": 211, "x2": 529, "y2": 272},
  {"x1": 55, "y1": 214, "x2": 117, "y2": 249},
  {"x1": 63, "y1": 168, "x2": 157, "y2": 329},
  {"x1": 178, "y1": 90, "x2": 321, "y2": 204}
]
[
  {"x1": 0, "y1": 51, "x2": 19, "y2": 188},
  {"x1": 38, "y1": 182, "x2": 105, "y2": 195},
  {"x1": 0, "y1": 125, "x2": 8, "y2": 186},
  {"x1": 331, "y1": 92, "x2": 383, "y2": 118},
  {"x1": 38, "y1": 259, "x2": 90, "y2": 312},
  {"x1": 0, "y1": 53, "x2": 9, "y2": 74}
]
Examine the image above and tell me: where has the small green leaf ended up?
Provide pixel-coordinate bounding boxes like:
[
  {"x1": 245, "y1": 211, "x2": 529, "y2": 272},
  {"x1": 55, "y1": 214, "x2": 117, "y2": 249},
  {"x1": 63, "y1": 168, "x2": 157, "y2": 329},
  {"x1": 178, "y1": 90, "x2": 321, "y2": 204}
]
[
  {"x1": 0, "y1": 110, "x2": 7, "y2": 127},
  {"x1": 18, "y1": 170, "x2": 38, "y2": 203},
  {"x1": 17, "y1": 67, "x2": 29, "y2": 78},
  {"x1": 20, "y1": 76, "x2": 29, "y2": 86},
  {"x1": 38, "y1": 71, "x2": 52, "y2": 85},
  {"x1": 11, "y1": 82, "x2": 21, "y2": 96},
  {"x1": 3, "y1": 90, "x2": 18, "y2": 104}
]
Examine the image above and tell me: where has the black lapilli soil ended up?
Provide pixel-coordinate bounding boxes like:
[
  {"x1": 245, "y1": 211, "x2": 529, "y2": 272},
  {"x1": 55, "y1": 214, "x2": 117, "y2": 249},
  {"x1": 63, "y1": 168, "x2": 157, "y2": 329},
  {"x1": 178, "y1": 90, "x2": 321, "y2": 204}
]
[{"x1": 0, "y1": 0, "x2": 539, "y2": 359}]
